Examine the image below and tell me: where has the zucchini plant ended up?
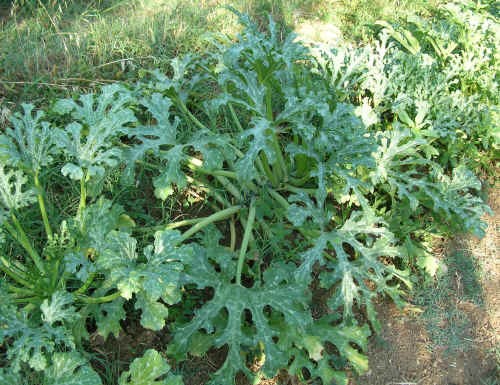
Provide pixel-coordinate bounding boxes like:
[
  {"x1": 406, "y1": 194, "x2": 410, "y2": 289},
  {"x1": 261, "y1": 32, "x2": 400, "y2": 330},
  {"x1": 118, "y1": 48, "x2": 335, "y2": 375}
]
[{"x1": 0, "y1": 4, "x2": 495, "y2": 384}]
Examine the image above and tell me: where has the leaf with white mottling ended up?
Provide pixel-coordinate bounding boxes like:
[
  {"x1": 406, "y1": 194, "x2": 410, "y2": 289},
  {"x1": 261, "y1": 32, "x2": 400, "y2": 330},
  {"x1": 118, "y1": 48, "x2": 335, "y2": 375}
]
[
  {"x1": 119, "y1": 349, "x2": 183, "y2": 385},
  {"x1": 44, "y1": 352, "x2": 102, "y2": 385}
]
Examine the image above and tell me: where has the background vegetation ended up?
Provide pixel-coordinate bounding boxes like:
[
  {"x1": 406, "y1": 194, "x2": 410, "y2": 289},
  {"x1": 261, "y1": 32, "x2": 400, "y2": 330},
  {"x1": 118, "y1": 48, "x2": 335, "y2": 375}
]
[{"x1": 0, "y1": 0, "x2": 443, "y2": 105}]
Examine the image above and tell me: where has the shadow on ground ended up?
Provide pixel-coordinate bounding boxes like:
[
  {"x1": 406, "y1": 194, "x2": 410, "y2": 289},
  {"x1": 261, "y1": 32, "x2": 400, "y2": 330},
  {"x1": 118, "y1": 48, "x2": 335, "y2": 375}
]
[{"x1": 353, "y1": 187, "x2": 499, "y2": 385}]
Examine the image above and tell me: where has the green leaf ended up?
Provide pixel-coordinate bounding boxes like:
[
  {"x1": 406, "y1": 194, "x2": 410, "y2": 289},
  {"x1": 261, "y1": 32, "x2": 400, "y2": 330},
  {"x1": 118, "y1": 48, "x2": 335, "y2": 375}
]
[
  {"x1": 95, "y1": 298, "x2": 126, "y2": 339},
  {"x1": 41, "y1": 291, "x2": 79, "y2": 326},
  {"x1": 287, "y1": 192, "x2": 329, "y2": 228},
  {"x1": 293, "y1": 209, "x2": 409, "y2": 324},
  {"x1": 0, "y1": 298, "x2": 75, "y2": 372},
  {"x1": 122, "y1": 93, "x2": 180, "y2": 184},
  {"x1": 171, "y1": 244, "x2": 310, "y2": 384},
  {"x1": 61, "y1": 162, "x2": 84, "y2": 180},
  {"x1": 98, "y1": 230, "x2": 186, "y2": 330},
  {"x1": 0, "y1": 165, "x2": 36, "y2": 214},
  {"x1": 44, "y1": 352, "x2": 102, "y2": 385},
  {"x1": 153, "y1": 144, "x2": 188, "y2": 199},
  {"x1": 0, "y1": 103, "x2": 55, "y2": 172},
  {"x1": 287, "y1": 317, "x2": 371, "y2": 384},
  {"x1": 431, "y1": 164, "x2": 490, "y2": 237},
  {"x1": 118, "y1": 349, "x2": 183, "y2": 385},
  {"x1": 371, "y1": 129, "x2": 430, "y2": 210},
  {"x1": 72, "y1": 198, "x2": 127, "y2": 252},
  {"x1": 372, "y1": 130, "x2": 490, "y2": 236},
  {"x1": 236, "y1": 118, "x2": 276, "y2": 181},
  {"x1": 134, "y1": 292, "x2": 170, "y2": 331},
  {"x1": 53, "y1": 85, "x2": 136, "y2": 180}
]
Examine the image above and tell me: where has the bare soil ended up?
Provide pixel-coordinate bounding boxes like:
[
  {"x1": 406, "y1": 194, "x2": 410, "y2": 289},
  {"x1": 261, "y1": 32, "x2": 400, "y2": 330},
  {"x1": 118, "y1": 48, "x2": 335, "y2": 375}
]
[{"x1": 354, "y1": 186, "x2": 499, "y2": 385}]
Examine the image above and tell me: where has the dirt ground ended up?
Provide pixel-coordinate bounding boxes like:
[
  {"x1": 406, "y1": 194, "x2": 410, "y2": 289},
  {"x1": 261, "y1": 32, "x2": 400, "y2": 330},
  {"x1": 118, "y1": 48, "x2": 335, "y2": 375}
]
[{"x1": 354, "y1": 186, "x2": 499, "y2": 385}]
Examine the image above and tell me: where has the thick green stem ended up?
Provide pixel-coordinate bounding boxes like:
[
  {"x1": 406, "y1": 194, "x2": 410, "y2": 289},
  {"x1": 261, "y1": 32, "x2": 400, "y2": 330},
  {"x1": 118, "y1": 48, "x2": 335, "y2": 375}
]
[
  {"x1": 236, "y1": 197, "x2": 256, "y2": 286},
  {"x1": 34, "y1": 172, "x2": 52, "y2": 240},
  {"x1": 267, "y1": 188, "x2": 289, "y2": 210},
  {"x1": 228, "y1": 103, "x2": 244, "y2": 132},
  {"x1": 74, "y1": 272, "x2": 97, "y2": 295},
  {"x1": 139, "y1": 157, "x2": 246, "y2": 196},
  {"x1": 229, "y1": 145, "x2": 245, "y2": 158},
  {"x1": 187, "y1": 157, "x2": 237, "y2": 179},
  {"x1": 136, "y1": 216, "x2": 209, "y2": 233},
  {"x1": 0, "y1": 257, "x2": 34, "y2": 288},
  {"x1": 177, "y1": 97, "x2": 209, "y2": 131},
  {"x1": 12, "y1": 296, "x2": 39, "y2": 304},
  {"x1": 8, "y1": 214, "x2": 45, "y2": 274},
  {"x1": 76, "y1": 291, "x2": 121, "y2": 304},
  {"x1": 272, "y1": 136, "x2": 287, "y2": 181},
  {"x1": 283, "y1": 184, "x2": 317, "y2": 195},
  {"x1": 215, "y1": 175, "x2": 242, "y2": 201},
  {"x1": 181, "y1": 205, "x2": 241, "y2": 242},
  {"x1": 166, "y1": 217, "x2": 206, "y2": 230},
  {"x1": 288, "y1": 174, "x2": 311, "y2": 187},
  {"x1": 265, "y1": 86, "x2": 287, "y2": 181},
  {"x1": 230, "y1": 216, "x2": 236, "y2": 252},
  {"x1": 78, "y1": 173, "x2": 87, "y2": 215},
  {"x1": 260, "y1": 152, "x2": 279, "y2": 187},
  {"x1": 7, "y1": 284, "x2": 34, "y2": 295}
]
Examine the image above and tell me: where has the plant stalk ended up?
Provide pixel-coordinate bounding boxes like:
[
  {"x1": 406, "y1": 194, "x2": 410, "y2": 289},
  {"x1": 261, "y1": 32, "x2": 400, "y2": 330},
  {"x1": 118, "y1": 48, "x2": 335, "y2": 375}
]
[
  {"x1": 267, "y1": 188, "x2": 289, "y2": 210},
  {"x1": 187, "y1": 157, "x2": 237, "y2": 179},
  {"x1": 265, "y1": 86, "x2": 287, "y2": 181},
  {"x1": 0, "y1": 257, "x2": 34, "y2": 288},
  {"x1": 74, "y1": 272, "x2": 97, "y2": 295},
  {"x1": 215, "y1": 175, "x2": 242, "y2": 201},
  {"x1": 34, "y1": 172, "x2": 53, "y2": 240},
  {"x1": 228, "y1": 103, "x2": 243, "y2": 132},
  {"x1": 7, "y1": 284, "x2": 34, "y2": 295},
  {"x1": 8, "y1": 214, "x2": 45, "y2": 274},
  {"x1": 78, "y1": 172, "x2": 87, "y2": 215},
  {"x1": 75, "y1": 291, "x2": 121, "y2": 304},
  {"x1": 230, "y1": 215, "x2": 236, "y2": 252},
  {"x1": 176, "y1": 97, "x2": 209, "y2": 131},
  {"x1": 180, "y1": 205, "x2": 241, "y2": 242},
  {"x1": 260, "y1": 152, "x2": 279, "y2": 187},
  {"x1": 236, "y1": 197, "x2": 256, "y2": 285}
]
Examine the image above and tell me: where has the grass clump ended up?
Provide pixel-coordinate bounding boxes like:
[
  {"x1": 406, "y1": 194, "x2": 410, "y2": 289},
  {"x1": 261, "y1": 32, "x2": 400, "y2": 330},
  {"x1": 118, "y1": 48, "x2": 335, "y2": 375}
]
[{"x1": 415, "y1": 251, "x2": 484, "y2": 355}]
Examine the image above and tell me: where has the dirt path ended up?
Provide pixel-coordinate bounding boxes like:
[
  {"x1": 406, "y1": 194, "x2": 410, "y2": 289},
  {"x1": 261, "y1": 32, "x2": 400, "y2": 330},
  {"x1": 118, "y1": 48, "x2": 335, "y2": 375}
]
[{"x1": 356, "y1": 187, "x2": 499, "y2": 385}]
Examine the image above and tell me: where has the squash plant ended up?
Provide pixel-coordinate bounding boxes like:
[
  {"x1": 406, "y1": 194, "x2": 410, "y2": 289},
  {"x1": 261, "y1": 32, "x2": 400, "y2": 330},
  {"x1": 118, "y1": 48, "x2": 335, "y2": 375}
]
[{"x1": 0, "y1": 4, "x2": 494, "y2": 385}]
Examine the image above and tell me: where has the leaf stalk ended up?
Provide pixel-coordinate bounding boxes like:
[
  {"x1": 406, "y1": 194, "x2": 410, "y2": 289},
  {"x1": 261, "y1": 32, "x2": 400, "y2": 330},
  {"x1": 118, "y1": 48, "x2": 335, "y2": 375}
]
[
  {"x1": 7, "y1": 214, "x2": 45, "y2": 274},
  {"x1": 236, "y1": 197, "x2": 256, "y2": 285},
  {"x1": 180, "y1": 205, "x2": 241, "y2": 241},
  {"x1": 34, "y1": 172, "x2": 53, "y2": 240}
]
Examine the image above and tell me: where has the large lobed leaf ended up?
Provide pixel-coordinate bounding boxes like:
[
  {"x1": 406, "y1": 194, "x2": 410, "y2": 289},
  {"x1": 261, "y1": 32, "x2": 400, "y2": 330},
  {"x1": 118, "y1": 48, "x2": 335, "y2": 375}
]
[
  {"x1": 170, "y1": 241, "x2": 311, "y2": 385},
  {"x1": 0, "y1": 291, "x2": 77, "y2": 372},
  {"x1": 0, "y1": 165, "x2": 36, "y2": 215},
  {"x1": 96, "y1": 229, "x2": 186, "y2": 331},
  {"x1": 119, "y1": 349, "x2": 183, "y2": 385},
  {"x1": 0, "y1": 103, "x2": 56, "y2": 172},
  {"x1": 53, "y1": 84, "x2": 137, "y2": 180}
]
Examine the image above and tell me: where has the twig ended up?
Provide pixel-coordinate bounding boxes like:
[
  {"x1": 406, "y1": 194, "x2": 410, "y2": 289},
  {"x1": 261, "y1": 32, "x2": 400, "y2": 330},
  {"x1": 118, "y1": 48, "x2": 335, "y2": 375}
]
[
  {"x1": 0, "y1": 80, "x2": 69, "y2": 89},
  {"x1": 96, "y1": 56, "x2": 157, "y2": 68}
]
